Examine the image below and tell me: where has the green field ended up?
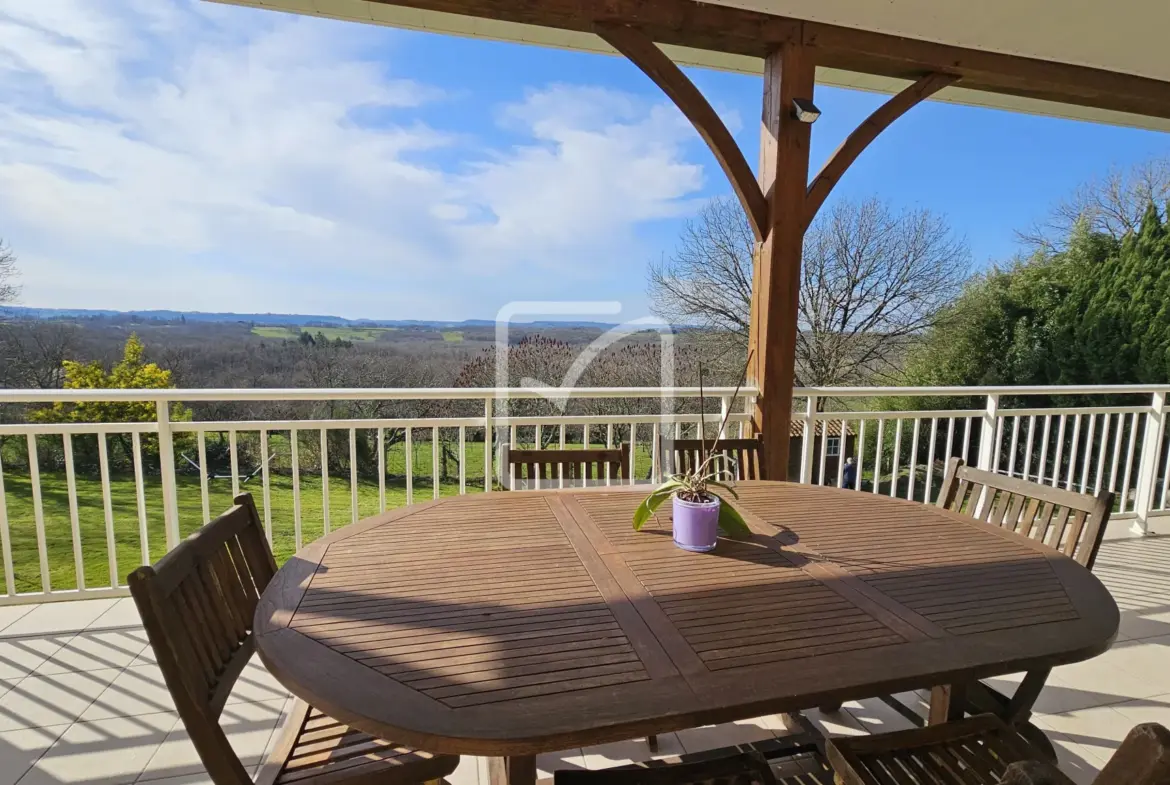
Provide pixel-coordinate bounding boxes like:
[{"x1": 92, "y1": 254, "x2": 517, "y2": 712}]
[
  {"x1": 250, "y1": 326, "x2": 395, "y2": 342},
  {"x1": 0, "y1": 439, "x2": 657, "y2": 594},
  {"x1": 441, "y1": 331, "x2": 463, "y2": 342}
]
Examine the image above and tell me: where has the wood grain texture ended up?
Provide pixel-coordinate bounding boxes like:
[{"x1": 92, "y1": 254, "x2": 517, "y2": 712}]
[
  {"x1": 254, "y1": 482, "x2": 1118, "y2": 758},
  {"x1": 595, "y1": 22, "x2": 768, "y2": 242},
  {"x1": 804, "y1": 72, "x2": 959, "y2": 228}
]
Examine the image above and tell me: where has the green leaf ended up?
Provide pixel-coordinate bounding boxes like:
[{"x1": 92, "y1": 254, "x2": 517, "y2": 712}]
[
  {"x1": 713, "y1": 495, "x2": 752, "y2": 540},
  {"x1": 632, "y1": 481, "x2": 683, "y2": 531}
]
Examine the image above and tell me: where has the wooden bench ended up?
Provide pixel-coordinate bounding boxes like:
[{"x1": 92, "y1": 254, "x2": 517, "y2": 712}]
[
  {"x1": 501, "y1": 444, "x2": 631, "y2": 489},
  {"x1": 659, "y1": 436, "x2": 766, "y2": 480}
]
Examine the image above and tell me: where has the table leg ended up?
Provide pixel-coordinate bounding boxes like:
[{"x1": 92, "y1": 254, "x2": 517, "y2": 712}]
[
  {"x1": 928, "y1": 682, "x2": 968, "y2": 725},
  {"x1": 488, "y1": 755, "x2": 537, "y2": 785}
]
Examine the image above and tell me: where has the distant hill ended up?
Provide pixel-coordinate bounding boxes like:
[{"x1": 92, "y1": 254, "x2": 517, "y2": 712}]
[{"x1": 0, "y1": 306, "x2": 619, "y2": 330}]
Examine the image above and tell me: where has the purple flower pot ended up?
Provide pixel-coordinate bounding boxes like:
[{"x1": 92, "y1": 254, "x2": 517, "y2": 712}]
[{"x1": 672, "y1": 495, "x2": 720, "y2": 552}]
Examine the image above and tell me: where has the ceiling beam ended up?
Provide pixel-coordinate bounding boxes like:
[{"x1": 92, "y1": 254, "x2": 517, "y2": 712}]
[
  {"x1": 595, "y1": 22, "x2": 769, "y2": 242},
  {"x1": 367, "y1": 0, "x2": 1170, "y2": 121}
]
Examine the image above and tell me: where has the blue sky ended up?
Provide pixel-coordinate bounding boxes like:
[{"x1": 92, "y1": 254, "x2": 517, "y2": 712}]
[{"x1": 1, "y1": 0, "x2": 1167, "y2": 321}]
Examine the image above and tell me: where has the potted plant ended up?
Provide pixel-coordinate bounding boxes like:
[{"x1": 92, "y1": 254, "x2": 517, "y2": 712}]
[{"x1": 632, "y1": 362, "x2": 753, "y2": 551}]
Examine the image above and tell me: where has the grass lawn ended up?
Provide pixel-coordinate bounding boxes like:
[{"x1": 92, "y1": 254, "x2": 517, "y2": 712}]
[
  {"x1": 250, "y1": 326, "x2": 395, "y2": 342},
  {"x1": 0, "y1": 438, "x2": 658, "y2": 595}
]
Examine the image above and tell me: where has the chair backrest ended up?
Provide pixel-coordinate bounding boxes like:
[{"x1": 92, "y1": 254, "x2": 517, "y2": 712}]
[
  {"x1": 1093, "y1": 722, "x2": 1170, "y2": 785},
  {"x1": 937, "y1": 458, "x2": 1113, "y2": 569},
  {"x1": 128, "y1": 494, "x2": 278, "y2": 785},
  {"x1": 501, "y1": 444, "x2": 631, "y2": 489},
  {"x1": 661, "y1": 436, "x2": 766, "y2": 481}
]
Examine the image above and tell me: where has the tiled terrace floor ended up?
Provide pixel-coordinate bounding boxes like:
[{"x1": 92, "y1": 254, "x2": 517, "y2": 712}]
[{"x1": 1, "y1": 533, "x2": 1168, "y2": 785}]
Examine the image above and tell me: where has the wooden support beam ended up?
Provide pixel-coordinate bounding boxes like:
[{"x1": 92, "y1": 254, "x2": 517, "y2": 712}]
[
  {"x1": 804, "y1": 72, "x2": 958, "y2": 228},
  {"x1": 364, "y1": 0, "x2": 1170, "y2": 122},
  {"x1": 595, "y1": 22, "x2": 769, "y2": 241},
  {"x1": 749, "y1": 41, "x2": 815, "y2": 482}
]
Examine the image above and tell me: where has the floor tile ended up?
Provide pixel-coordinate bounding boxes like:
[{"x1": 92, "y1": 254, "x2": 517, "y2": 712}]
[
  {"x1": 1033, "y1": 705, "x2": 1132, "y2": 766},
  {"x1": 446, "y1": 755, "x2": 482, "y2": 785},
  {"x1": 675, "y1": 717, "x2": 776, "y2": 754},
  {"x1": 3, "y1": 602, "x2": 121, "y2": 638},
  {"x1": 80, "y1": 666, "x2": 180, "y2": 722},
  {"x1": 35, "y1": 631, "x2": 150, "y2": 676},
  {"x1": 0, "y1": 725, "x2": 68, "y2": 785},
  {"x1": 844, "y1": 697, "x2": 921, "y2": 734},
  {"x1": 16, "y1": 712, "x2": 176, "y2": 785},
  {"x1": 0, "y1": 607, "x2": 34, "y2": 636},
  {"x1": 0, "y1": 669, "x2": 122, "y2": 732},
  {"x1": 85, "y1": 600, "x2": 143, "y2": 632},
  {"x1": 0, "y1": 636, "x2": 69, "y2": 681},
  {"x1": 140, "y1": 700, "x2": 285, "y2": 781},
  {"x1": 1109, "y1": 692, "x2": 1170, "y2": 728},
  {"x1": 536, "y1": 749, "x2": 585, "y2": 778},
  {"x1": 1045, "y1": 729, "x2": 1106, "y2": 785},
  {"x1": 229, "y1": 658, "x2": 291, "y2": 705},
  {"x1": 800, "y1": 707, "x2": 867, "y2": 738},
  {"x1": 580, "y1": 732, "x2": 684, "y2": 769}
]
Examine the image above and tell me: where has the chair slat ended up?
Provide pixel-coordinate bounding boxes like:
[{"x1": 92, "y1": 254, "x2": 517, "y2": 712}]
[
  {"x1": 504, "y1": 445, "x2": 630, "y2": 489},
  {"x1": 658, "y1": 437, "x2": 767, "y2": 482},
  {"x1": 934, "y1": 458, "x2": 1113, "y2": 570}
]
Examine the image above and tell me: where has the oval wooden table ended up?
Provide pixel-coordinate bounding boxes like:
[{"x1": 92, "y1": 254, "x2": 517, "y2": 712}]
[{"x1": 254, "y1": 482, "x2": 1119, "y2": 785}]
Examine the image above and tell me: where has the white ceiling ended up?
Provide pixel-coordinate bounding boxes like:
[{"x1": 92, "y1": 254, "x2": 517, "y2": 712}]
[{"x1": 209, "y1": 0, "x2": 1170, "y2": 132}]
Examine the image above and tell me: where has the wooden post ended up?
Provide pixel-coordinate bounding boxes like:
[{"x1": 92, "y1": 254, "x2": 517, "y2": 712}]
[{"x1": 749, "y1": 41, "x2": 815, "y2": 481}]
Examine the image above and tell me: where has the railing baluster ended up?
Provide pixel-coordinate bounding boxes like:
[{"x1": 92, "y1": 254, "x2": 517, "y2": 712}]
[
  {"x1": 483, "y1": 398, "x2": 493, "y2": 493},
  {"x1": 961, "y1": 416, "x2": 973, "y2": 464},
  {"x1": 63, "y1": 434, "x2": 85, "y2": 590},
  {"x1": 559, "y1": 424, "x2": 567, "y2": 488},
  {"x1": 630, "y1": 424, "x2": 638, "y2": 484},
  {"x1": 1079, "y1": 414, "x2": 1096, "y2": 493},
  {"x1": 606, "y1": 423, "x2": 614, "y2": 486},
  {"x1": 1160, "y1": 429, "x2": 1170, "y2": 511},
  {"x1": 97, "y1": 434, "x2": 117, "y2": 590},
  {"x1": 132, "y1": 432, "x2": 150, "y2": 567},
  {"x1": 872, "y1": 419, "x2": 885, "y2": 495},
  {"x1": 1051, "y1": 415, "x2": 1067, "y2": 488},
  {"x1": 320, "y1": 429, "x2": 330, "y2": 534},
  {"x1": 260, "y1": 429, "x2": 272, "y2": 542},
  {"x1": 944, "y1": 417, "x2": 955, "y2": 464},
  {"x1": 890, "y1": 419, "x2": 903, "y2": 498},
  {"x1": 1007, "y1": 416, "x2": 1020, "y2": 479},
  {"x1": 432, "y1": 426, "x2": 441, "y2": 500},
  {"x1": 458, "y1": 426, "x2": 467, "y2": 495},
  {"x1": 377, "y1": 428, "x2": 386, "y2": 511},
  {"x1": 1133, "y1": 392, "x2": 1167, "y2": 530},
  {"x1": 350, "y1": 428, "x2": 359, "y2": 524},
  {"x1": 1109, "y1": 413, "x2": 1125, "y2": 493},
  {"x1": 229, "y1": 429, "x2": 240, "y2": 498},
  {"x1": 836, "y1": 419, "x2": 848, "y2": 488},
  {"x1": 1096, "y1": 413, "x2": 1112, "y2": 495},
  {"x1": 1121, "y1": 413, "x2": 1140, "y2": 512},
  {"x1": 908, "y1": 418, "x2": 920, "y2": 500},
  {"x1": 156, "y1": 401, "x2": 180, "y2": 550},
  {"x1": 1066, "y1": 414, "x2": 1082, "y2": 491},
  {"x1": 652, "y1": 422, "x2": 661, "y2": 483},
  {"x1": 0, "y1": 451, "x2": 14, "y2": 597},
  {"x1": 856, "y1": 419, "x2": 867, "y2": 490},
  {"x1": 197, "y1": 431, "x2": 211, "y2": 524},
  {"x1": 405, "y1": 427, "x2": 414, "y2": 505},
  {"x1": 991, "y1": 415, "x2": 1005, "y2": 473},
  {"x1": 925, "y1": 418, "x2": 938, "y2": 502},
  {"x1": 26, "y1": 435, "x2": 50, "y2": 594},
  {"x1": 291, "y1": 429, "x2": 302, "y2": 550},
  {"x1": 1023, "y1": 415, "x2": 1036, "y2": 482},
  {"x1": 818, "y1": 418, "x2": 829, "y2": 486},
  {"x1": 1037, "y1": 415, "x2": 1052, "y2": 485}
]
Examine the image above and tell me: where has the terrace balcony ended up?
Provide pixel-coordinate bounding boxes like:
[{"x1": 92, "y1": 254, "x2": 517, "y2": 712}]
[{"x1": 0, "y1": 384, "x2": 1168, "y2": 785}]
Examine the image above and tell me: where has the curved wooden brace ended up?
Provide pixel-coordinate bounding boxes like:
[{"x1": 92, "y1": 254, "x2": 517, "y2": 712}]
[
  {"x1": 804, "y1": 72, "x2": 959, "y2": 229},
  {"x1": 595, "y1": 22, "x2": 769, "y2": 242}
]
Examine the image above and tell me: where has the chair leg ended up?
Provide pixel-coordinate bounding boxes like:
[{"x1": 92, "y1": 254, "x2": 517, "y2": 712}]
[
  {"x1": 647, "y1": 735, "x2": 659, "y2": 753},
  {"x1": 818, "y1": 702, "x2": 843, "y2": 713},
  {"x1": 1016, "y1": 720, "x2": 1059, "y2": 763}
]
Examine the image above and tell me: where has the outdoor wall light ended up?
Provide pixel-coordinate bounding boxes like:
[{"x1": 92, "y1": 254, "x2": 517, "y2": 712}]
[{"x1": 793, "y1": 98, "x2": 821, "y2": 123}]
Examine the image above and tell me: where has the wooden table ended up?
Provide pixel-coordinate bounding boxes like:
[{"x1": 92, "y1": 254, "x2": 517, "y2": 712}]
[{"x1": 254, "y1": 482, "x2": 1118, "y2": 784}]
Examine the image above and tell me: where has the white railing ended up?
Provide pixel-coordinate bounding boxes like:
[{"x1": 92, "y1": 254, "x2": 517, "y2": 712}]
[{"x1": 0, "y1": 384, "x2": 1167, "y2": 605}]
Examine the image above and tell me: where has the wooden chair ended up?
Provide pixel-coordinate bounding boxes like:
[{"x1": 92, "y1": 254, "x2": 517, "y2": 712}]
[
  {"x1": 863, "y1": 460, "x2": 1116, "y2": 760},
  {"x1": 128, "y1": 493, "x2": 459, "y2": 785},
  {"x1": 660, "y1": 435, "x2": 766, "y2": 481},
  {"x1": 937, "y1": 457, "x2": 1114, "y2": 569},
  {"x1": 554, "y1": 732, "x2": 832, "y2": 785},
  {"x1": 501, "y1": 443, "x2": 631, "y2": 489},
  {"x1": 830, "y1": 717, "x2": 1170, "y2": 785}
]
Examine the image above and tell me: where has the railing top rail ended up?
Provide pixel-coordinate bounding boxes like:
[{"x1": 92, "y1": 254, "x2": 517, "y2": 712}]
[
  {"x1": 793, "y1": 384, "x2": 1170, "y2": 397},
  {"x1": 0, "y1": 386, "x2": 759, "y2": 404}
]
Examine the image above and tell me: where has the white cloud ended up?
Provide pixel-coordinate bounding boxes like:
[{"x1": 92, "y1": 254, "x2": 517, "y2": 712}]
[{"x1": 0, "y1": 0, "x2": 708, "y2": 319}]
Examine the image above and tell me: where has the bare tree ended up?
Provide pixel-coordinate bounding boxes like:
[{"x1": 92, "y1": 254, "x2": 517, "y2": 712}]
[
  {"x1": 0, "y1": 240, "x2": 18, "y2": 305},
  {"x1": 0, "y1": 322, "x2": 77, "y2": 389},
  {"x1": 1018, "y1": 157, "x2": 1170, "y2": 251},
  {"x1": 648, "y1": 195, "x2": 971, "y2": 387}
]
